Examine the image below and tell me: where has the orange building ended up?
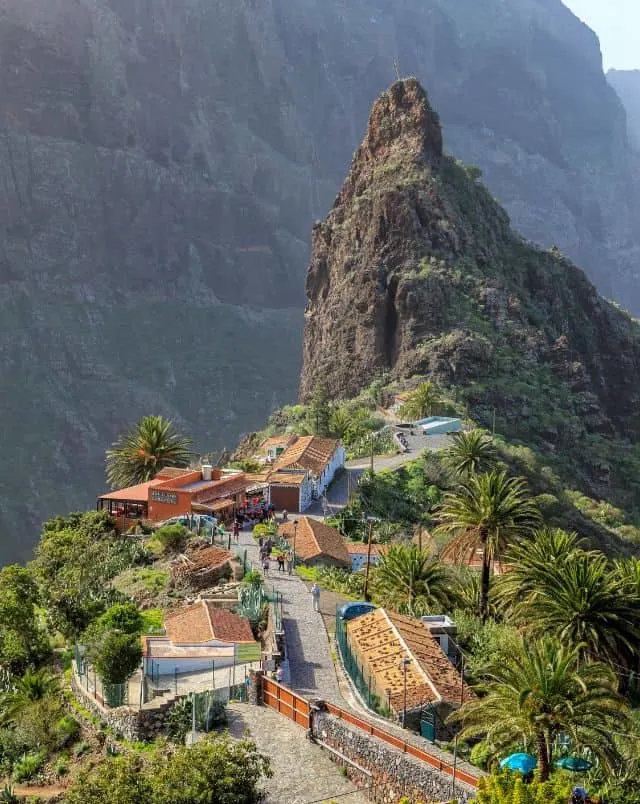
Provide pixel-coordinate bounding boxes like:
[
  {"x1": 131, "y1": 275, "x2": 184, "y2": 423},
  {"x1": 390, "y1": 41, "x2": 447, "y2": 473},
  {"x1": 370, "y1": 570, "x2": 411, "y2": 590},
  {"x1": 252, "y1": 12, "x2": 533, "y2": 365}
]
[{"x1": 97, "y1": 465, "x2": 250, "y2": 529}]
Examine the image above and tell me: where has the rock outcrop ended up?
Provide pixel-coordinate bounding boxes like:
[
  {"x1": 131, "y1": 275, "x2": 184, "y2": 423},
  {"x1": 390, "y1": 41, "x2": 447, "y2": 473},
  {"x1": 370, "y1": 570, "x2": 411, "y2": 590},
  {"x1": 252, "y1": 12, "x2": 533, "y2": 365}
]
[
  {"x1": 301, "y1": 79, "x2": 640, "y2": 509},
  {"x1": 1, "y1": 0, "x2": 640, "y2": 561}
]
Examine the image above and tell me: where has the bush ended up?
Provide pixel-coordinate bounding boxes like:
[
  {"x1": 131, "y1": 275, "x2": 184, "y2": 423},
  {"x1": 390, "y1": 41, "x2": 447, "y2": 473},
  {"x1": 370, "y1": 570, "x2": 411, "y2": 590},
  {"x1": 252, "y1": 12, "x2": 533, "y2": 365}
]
[
  {"x1": 55, "y1": 757, "x2": 69, "y2": 777},
  {"x1": 154, "y1": 524, "x2": 189, "y2": 553},
  {"x1": 55, "y1": 715, "x2": 80, "y2": 749},
  {"x1": 89, "y1": 631, "x2": 142, "y2": 686},
  {"x1": 12, "y1": 751, "x2": 45, "y2": 782},
  {"x1": 72, "y1": 741, "x2": 90, "y2": 757},
  {"x1": 242, "y1": 570, "x2": 263, "y2": 588}
]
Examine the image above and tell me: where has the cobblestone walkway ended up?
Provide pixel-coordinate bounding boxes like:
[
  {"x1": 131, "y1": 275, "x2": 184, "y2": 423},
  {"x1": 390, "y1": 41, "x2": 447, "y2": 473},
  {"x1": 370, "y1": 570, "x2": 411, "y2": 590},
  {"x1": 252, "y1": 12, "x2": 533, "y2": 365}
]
[
  {"x1": 228, "y1": 702, "x2": 367, "y2": 803},
  {"x1": 239, "y1": 530, "x2": 343, "y2": 702}
]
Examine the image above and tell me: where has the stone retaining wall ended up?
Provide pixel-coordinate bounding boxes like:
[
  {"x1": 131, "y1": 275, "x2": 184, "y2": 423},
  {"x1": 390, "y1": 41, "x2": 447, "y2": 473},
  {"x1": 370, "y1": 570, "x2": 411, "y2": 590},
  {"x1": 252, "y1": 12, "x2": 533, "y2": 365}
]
[
  {"x1": 71, "y1": 671, "x2": 182, "y2": 741},
  {"x1": 312, "y1": 709, "x2": 476, "y2": 804}
]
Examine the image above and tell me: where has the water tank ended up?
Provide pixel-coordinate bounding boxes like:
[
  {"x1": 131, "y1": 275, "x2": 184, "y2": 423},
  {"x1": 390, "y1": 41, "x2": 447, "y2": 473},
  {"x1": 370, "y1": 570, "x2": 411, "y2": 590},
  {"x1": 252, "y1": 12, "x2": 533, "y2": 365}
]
[{"x1": 202, "y1": 464, "x2": 213, "y2": 481}]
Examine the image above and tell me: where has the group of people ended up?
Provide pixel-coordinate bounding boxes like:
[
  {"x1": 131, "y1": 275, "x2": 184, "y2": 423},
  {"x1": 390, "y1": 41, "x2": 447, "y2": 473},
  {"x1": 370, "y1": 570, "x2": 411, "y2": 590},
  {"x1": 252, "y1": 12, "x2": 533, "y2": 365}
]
[{"x1": 258, "y1": 536, "x2": 294, "y2": 577}]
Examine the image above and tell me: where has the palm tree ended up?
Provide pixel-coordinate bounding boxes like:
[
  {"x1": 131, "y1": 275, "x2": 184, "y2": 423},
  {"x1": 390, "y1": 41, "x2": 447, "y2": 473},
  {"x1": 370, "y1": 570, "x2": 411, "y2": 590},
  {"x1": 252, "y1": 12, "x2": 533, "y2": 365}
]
[
  {"x1": 328, "y1": 406, "x2": 355, "y2": 441},
  {"x1": 494, "y1": 528, "x2": 584, "y2": 616},
  {"x1": 371, "y1": 544, "x2": 453, "y2": 616},
  {"x1": 450, "y1": 636, "x2": 629, "y2": 781},
  {"x1": 511, "y1": 550, "x2": 640, "y2": 667},
  {"x1": 445, "y1": 429, "x2": 497, "y2": 477},
  {"x1": 435, "y1": 470, "x2": 541, "y2": 621},
  {"x1": 106, "y1": 415, "x2": 194, "y2": 489},
  {"x1": 399, "y1": 382, "x2": 439, "y2": 422},
  {"x1": 0, "y1": 668, "x2": 58, "y2": 726}
]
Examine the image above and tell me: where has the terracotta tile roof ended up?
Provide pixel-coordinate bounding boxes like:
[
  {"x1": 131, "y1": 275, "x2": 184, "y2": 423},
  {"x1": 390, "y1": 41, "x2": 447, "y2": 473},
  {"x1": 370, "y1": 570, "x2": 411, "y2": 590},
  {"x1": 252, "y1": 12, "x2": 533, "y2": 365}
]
[
  {"x1": 260, "y1": 435, "x2": 298, "y2": 450},
  {"x1": 208, "y1": 608, "x2": 255, "y2": 643},
  {"x1": 268, "y1": 471, "x2": 309, "y2": 487},
  {"x1": 345, "y1": 542, "x2": 387, "y2": 557},
  {"x1": 192, "y1": 474, "x2": 249, "y2": 503},
  {"x1": 346, "y1": 608, "x2": 473, "y2": 713},
  {"x1": 155, "y1": 467, "x2": 194, "y2": 480},
  {"x1": 164, "y1": 600, "x2": 255, "y2": 645},
  {"x1": 279, "y1": 516, "x2": 350, "y2": 566},
  {"x1": 274, "y1": 436, "x2": 340, "y2": 476},
  {"x1": 165, "y1": 601, "x2": 214, "y2": 644},
  {"x1": 99, "y1": 479, "x2": 164, "y2": 502}
]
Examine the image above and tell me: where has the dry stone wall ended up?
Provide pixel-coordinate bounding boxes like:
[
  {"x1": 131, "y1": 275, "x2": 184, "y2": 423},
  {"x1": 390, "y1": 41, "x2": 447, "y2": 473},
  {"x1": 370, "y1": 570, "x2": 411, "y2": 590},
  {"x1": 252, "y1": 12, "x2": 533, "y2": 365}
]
[{"x1": 312, "y1": 709, "x2": 476, "y2": 804}]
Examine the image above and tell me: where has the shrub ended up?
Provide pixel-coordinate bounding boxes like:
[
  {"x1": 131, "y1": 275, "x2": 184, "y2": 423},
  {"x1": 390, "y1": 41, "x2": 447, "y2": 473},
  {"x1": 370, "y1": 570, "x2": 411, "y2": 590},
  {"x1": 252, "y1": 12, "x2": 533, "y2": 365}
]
[
  {"x1": 55, "y1": 757, "x2": 69, "y2": 777},
  {"x1": 242, "y1": 570, "x2": 263, "y2": 588},
  {"x1": 89, "y1": 631, "x2": 142, "y2": 686},
  {"x1": 55, "y1": 715, "x2": 80, "y2": 749},
  {"x1": 12, "y1": 751, "x2": 45, "y2": 782},
  {"x1": 0, "y1": 786, "x2": 19, "y2": 804},
  {"x1": 72, "y1": 741, "x2": 90, "y2": 757},
  {"x1": 154, "y1": 524, "x2": 189, "y2": 553}
]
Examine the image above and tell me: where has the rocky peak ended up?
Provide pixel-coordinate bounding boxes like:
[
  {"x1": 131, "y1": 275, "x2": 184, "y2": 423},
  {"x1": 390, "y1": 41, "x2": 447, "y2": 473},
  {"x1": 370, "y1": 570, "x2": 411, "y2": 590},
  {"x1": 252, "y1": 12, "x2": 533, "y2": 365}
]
[
  {"x1": 300, "y1": 79, "x2": 640, "y2": 511},
  {"x1": 362, "y1": 79, "x2": 443, "y2": 168}
]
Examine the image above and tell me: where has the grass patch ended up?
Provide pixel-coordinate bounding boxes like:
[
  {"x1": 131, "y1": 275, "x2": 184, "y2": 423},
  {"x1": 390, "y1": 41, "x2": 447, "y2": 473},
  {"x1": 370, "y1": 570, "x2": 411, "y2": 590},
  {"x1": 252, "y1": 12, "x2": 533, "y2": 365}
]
[{"x1": 140, "y1": 608, "x2": 164, "y2": 633}]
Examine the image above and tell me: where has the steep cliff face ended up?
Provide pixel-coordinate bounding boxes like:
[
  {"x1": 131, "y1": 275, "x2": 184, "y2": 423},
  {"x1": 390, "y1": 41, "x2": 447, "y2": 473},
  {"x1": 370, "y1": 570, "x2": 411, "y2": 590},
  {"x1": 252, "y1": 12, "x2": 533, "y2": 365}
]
[
  {"x1": 301, "y1": 80, "x2": 640, "y2": 508},
  {"x1": 1, "y1": 0, "x2": 640, "y2": 561},
  {"x1": 608, "y1": 70, "x2": 640, "y2": 150}
]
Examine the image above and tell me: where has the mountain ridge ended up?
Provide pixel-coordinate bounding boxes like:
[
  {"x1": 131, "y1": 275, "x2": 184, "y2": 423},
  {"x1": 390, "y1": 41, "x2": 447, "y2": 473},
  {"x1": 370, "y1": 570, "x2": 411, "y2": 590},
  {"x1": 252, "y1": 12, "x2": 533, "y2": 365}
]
[{"x1": 301, "y1": 78, "x2": 640, "y2": 511}]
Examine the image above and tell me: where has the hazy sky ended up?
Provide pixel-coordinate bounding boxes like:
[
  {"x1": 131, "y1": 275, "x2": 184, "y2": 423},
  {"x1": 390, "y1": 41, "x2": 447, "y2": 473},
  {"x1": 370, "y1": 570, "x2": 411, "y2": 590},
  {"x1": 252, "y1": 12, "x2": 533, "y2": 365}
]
[{"x1": 563, "y1": 1, "x2": 639, "y2": 70}]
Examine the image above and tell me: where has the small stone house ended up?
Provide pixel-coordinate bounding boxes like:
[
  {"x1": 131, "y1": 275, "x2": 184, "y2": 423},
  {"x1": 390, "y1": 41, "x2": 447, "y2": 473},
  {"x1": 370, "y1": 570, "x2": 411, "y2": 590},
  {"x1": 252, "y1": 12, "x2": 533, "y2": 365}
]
[
  {"x1": 267, "y1": 470, "x2": 314, "y2": 513},
  {"x1": 345, "y1": 608, "x2": 474, "y2": 736},
  {"x1": 273, "y1": 436, "x2": 345, "y2": 499},
  {"x1": 279, "y1": 516, "x2": 351, "y2": 569},
  {"x1": 171, "y1": 545, "x2": 240, "y2": 591},
  {"x1": 142, "y1": 601, "x2": 257, "y2": 675}
]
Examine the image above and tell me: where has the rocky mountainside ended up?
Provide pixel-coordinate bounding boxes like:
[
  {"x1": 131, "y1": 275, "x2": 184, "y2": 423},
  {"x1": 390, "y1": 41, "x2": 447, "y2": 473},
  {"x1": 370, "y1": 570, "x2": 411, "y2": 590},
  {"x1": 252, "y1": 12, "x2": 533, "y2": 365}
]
[
  {"x1": 301, "y1": 79, "x2": 640, "y2": 511},
  {"x1": 608, "y1": 69, "x2": 640, "y2": 150},
  {"x1": 1, "y1": 0, "x2": 640, "y2": 562}
]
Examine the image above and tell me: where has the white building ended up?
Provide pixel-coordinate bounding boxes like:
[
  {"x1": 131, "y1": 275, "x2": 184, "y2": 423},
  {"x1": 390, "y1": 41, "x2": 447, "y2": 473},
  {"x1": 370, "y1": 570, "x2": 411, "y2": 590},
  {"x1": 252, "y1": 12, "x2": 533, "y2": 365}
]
[
  {"x1": 272, "y1": 436, "x2": 345, "y2": 501},
  {"x1": 142, "y1": 601, "x2": 258, "y2": 675}
]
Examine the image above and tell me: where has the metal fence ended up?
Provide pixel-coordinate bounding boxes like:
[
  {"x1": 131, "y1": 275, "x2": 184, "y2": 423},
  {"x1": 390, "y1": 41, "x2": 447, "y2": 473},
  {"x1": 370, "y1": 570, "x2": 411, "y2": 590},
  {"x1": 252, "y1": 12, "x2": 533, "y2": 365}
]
[
  {"x1": 142, "y1": 657, "x2": 262, "y2": 705},
  {"x1": 75, "y1": 653, "x2": 129, "y2": 708},
  {"x1": 335, "y1": 609, "x2": 391, "y2": 716}
]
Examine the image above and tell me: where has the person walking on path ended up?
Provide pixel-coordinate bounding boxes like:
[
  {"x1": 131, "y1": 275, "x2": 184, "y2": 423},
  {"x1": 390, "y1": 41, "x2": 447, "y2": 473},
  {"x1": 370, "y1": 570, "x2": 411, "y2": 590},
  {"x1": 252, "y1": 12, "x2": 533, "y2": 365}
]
[
  {"x1": 277, "y1": 553, "x2": 285, "y2": 573},
  {"x1": 311, "y1": 583, "x2": 321, "y2": 612},
  {"x1": 262, "y1": 556, "x2": 270, "y2": 577},
  {"x1": 233, "y1": 520, "x2": 240, "y2": 542},
  {"x1": 285, "y1": 550, "x2": 294, "y2": 575}
]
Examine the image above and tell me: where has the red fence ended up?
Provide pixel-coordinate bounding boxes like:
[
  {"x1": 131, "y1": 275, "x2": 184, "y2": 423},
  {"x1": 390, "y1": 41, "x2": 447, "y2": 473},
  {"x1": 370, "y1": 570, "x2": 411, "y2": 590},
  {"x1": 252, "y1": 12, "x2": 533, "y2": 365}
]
[
  {"x1": 262, "y1": 677, "x2": 310, "y2": 728},
  {"x1": 260, "y1": 678, "x2": 479, "y2": 789}
]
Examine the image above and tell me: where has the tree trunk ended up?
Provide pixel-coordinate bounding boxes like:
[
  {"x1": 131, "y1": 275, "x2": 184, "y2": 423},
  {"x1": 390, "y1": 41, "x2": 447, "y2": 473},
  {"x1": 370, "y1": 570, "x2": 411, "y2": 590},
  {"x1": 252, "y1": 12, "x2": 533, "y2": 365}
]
[
  {"x1": 537, "y1": 734, "x2": 550, "y2": 782},
  {"x1": 480, "y1": 543, "x2": 491, "y2": 623}
]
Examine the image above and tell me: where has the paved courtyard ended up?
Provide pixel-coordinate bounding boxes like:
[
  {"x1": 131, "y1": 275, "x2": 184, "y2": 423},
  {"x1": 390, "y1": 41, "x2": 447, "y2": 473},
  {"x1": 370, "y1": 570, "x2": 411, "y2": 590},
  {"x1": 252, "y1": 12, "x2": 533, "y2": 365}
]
[{"x1": 227, "y1": 702, "x2": 367, "y2": 804}]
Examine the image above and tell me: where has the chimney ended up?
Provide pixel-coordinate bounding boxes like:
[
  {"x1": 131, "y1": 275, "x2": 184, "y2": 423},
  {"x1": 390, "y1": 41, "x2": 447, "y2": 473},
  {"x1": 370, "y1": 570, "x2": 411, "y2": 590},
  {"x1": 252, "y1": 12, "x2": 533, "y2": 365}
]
[{"x1": 201, "y1": 464, "x2": 212, "y2": 481}]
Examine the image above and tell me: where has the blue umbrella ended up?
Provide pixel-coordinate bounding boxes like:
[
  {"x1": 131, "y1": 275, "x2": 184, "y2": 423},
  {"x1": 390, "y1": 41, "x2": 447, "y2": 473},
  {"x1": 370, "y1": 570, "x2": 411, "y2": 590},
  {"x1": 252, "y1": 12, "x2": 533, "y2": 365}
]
[
  {"x1": 555, "y1": 756, "x2": 593, "y2": 772},
  {"x1": 500, "y1": 753, "x2": 538, "y2": 774}
]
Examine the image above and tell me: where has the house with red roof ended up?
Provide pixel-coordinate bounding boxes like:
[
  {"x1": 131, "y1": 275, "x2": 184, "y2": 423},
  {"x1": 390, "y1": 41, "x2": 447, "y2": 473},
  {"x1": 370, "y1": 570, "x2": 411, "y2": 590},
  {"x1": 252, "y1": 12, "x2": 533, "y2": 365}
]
[
  {"x1": 142, "y1": 600, "x2": 259, "y2": 675},
  {"x1": 278, "y1": 516, "x2": 350, "y2": 568}
]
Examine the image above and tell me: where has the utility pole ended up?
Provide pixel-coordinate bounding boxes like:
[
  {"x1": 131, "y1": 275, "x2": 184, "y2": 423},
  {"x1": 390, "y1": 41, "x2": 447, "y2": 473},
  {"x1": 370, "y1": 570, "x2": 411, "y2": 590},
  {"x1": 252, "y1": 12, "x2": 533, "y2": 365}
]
[
  {"x1": 293, "y1": 519, "x2": 298, "y2": 566},
  {"x1": 363, "y1": 517, "x2": 375, "y2": 602},
  {"x1": 370, "y1": 434, "x2": 375, "y2": 475},
  {"x1": 401, "y1": 658, "x2": 410, "y2": 728}
]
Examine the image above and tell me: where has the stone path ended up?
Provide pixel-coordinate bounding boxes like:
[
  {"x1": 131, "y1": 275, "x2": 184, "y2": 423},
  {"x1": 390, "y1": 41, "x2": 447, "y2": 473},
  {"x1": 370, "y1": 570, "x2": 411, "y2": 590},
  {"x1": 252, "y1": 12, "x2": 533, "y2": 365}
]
[
  {"x1": 238, "y1": 530, "x2": 343, "y2": 703},
  {"x1": 227, "y1": 702, "x2": 368, "y2": 804}
]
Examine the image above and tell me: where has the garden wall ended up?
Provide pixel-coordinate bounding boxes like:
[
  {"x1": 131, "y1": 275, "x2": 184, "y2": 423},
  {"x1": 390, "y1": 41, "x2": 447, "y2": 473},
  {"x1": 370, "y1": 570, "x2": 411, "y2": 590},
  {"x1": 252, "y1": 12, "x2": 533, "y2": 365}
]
[{"x1": 312, "y1": 708, "x2": 476, "y2": 804}]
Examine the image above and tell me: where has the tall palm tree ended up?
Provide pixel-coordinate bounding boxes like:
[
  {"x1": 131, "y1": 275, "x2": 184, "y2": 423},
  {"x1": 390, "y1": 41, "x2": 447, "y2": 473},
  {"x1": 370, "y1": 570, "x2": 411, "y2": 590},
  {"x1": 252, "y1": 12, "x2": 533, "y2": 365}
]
[
  {"x1": 450, "y1": 636, "x2": 630, "y2": 781},
  {"x1": 0, "y1": 668, "x2": 58, "y2": 726},
  {"x1": 494, "y1": 528, "x2": 584, "y2": 616},
  {"x1": 371, "y1": 544, "x2": 453, "y2": 616},
  {"x1": 445, "y1": 429, "x2": 497, "y2": 477},
  {"x1": 106, "y1": 415, "x2": 194, "y2": 489},
  {"x1": 435, "y1": 470, "x2": 541, "y2": 620},
  {"x1": 512, "y1": 550, "x2": 640, "y2": 667},
  {"x1": 399, "y1": 382, "x2": 439, "y2": 422},
  {"x1": 328, "y1": 406, "x2": 355, "y2": 441}
]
